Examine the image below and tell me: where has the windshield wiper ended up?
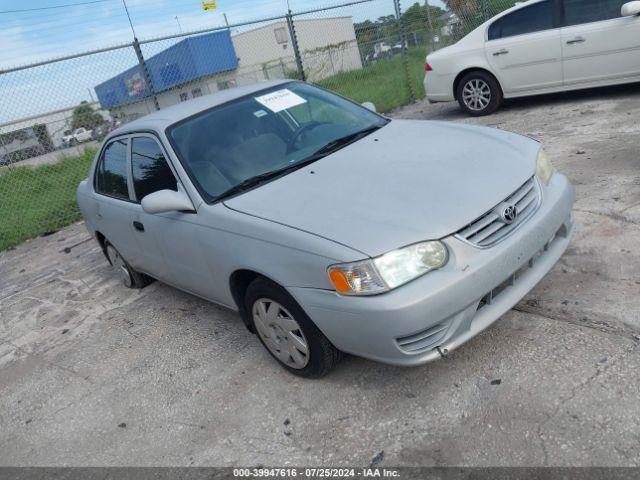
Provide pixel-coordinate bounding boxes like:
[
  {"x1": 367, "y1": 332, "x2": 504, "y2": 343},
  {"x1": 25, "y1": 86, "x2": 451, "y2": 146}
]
[
  {"x1": 309, "y1": 124, "x2": 383, "y2": 158},
  {"x1": 215, "y1": 168, "x2": 292, "y2": 202},
  {"x1": 215, "y1": 124, "x2": 385, "y2": 202}
]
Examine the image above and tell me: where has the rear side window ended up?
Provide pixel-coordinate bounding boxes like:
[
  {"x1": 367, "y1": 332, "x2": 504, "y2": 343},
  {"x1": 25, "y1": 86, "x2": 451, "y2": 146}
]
[
  {"x1": 562, "y1": 0, "x2": 627, "y2": 26},
  {"x1": 130, "y1": 137, "x2": 178, "y2": 201},
  {"x1": 488, "y1": 1, "x2": 555, "y2": 40},
  {"x1": 95, "y1": 139, "x2": 129, "y2": 200}
]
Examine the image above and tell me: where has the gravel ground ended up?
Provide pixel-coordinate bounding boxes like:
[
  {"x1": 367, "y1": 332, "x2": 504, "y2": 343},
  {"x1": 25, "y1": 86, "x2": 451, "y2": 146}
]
[{"x1": 1, "y1": 84, "x2": 639, "y2": 467}]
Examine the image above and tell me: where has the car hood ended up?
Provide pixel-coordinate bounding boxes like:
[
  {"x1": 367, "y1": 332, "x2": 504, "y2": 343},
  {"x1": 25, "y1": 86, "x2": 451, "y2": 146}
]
[{"x1": 224, "y1": 120, "x2": 539, "y2": 257}]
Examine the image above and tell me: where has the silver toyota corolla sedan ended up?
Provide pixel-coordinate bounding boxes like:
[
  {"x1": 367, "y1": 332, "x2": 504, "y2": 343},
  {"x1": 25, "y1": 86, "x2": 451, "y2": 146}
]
[{"x1": 77, "y1": 80, "x2": 574, "y2": 378}]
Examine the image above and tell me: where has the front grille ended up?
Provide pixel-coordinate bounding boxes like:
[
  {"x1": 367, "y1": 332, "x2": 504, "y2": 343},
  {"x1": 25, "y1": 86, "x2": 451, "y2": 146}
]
[
  {"x1": 477, "y1": 230, "x2": 557, "y2": 311},
  {"x1": 396, "y1": 321, "x2": 451, "y2": 353},
  {"x1": 456, "y1": 177, "x2": 541, "y2": 248}
]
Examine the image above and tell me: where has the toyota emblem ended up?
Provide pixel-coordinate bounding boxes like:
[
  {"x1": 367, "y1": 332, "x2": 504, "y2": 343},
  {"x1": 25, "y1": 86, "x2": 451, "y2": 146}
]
[{"x1": 500, "y1": 204, "x2": 518, "y2": 224}]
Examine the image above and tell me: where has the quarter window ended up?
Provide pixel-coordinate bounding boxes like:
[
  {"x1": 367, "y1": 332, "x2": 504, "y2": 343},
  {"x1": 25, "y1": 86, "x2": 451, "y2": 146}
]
[
  {"x1": 488, "y1": 0, "x2": 555, "y2": 40},
  {"x1": 562, "y1": 0, "x2": 627, "y2": 26},
  {"x1": 131, "y1": 137, "x2": 177, "y2": 201},
  {"x1": 95, "y1": 139, "x2": 129, "y2": 200}
]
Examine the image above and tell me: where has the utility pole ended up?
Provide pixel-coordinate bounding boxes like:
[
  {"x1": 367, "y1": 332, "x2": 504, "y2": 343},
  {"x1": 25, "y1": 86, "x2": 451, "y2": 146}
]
[
  {"x1": 175, "y1": 16, "x2": 182, "y2": 33},
  {"x1": 121, "y1": 0, "x2": 137, "y2": 39}
]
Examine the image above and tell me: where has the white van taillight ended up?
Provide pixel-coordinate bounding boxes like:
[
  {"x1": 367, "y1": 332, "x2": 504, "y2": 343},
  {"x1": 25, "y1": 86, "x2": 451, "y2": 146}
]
[{"x1": 425, "y1": 62, "x2": 433, "y2": 72}]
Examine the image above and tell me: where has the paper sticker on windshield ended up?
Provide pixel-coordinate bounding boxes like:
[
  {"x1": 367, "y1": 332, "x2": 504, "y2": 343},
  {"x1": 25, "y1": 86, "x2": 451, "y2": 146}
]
[
  {"x1": 253, "y1": 109, "x2": 268, "y2": 118},
  {"x1": 255, "y1": 89, "x2": 306, "y2": 113}
]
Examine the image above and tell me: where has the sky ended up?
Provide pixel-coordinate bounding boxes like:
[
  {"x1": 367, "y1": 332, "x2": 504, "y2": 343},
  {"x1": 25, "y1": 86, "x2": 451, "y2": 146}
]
[{"x1": 0, "y1": 0, "x2": 444, "y2": 123}]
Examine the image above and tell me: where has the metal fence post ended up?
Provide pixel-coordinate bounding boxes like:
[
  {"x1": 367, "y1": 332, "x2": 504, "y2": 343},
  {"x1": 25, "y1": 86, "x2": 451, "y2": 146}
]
[
  {"x1": 394, "y1": 0, "x2": 416, "y2": 103},
  {"x1": 132, "y1": 38, "x2": 160, "y2": 111},
  {"x1": 425, "y1": 0, "x2": 435, "y2": 52},
  {"x1": 286, "y1": 11, "x2": 306, "y2": 82},
  {"x1": 482, "y1": 0, "x2": 489, "y2": 21}
]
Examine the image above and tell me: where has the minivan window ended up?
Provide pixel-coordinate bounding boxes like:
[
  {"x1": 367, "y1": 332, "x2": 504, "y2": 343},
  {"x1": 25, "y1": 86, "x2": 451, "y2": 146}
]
[
  {"x1": 95, "y1": 139, "x2": 129, "y2": 200},
  {"x1": 488, "y1": 0, "x2": 555, "y2": 40},
  {"x1": 562, "y1": 0, "x2": 627, "y2": 26},
  {"x1": 131, "y1": 137, "x2": 178, "y2": 202}
]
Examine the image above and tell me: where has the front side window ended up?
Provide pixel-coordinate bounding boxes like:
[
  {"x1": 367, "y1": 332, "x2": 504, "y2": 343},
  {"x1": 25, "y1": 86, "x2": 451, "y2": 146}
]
[
  {"x1": 488, "y1": 0, "x2": 555, "y2": 40},
  {"x1": 131, "y1": 137, "x2": 178, "y2": 202},
  {"x1": 167, "y1": 82, "x2": 388, "y2": 202},
  {"x1": 95, "y1": 139, "x2": 129, "y2": 200},
  {"x1": 562, "y1": 0, "x2": 627, "y2": 26}
]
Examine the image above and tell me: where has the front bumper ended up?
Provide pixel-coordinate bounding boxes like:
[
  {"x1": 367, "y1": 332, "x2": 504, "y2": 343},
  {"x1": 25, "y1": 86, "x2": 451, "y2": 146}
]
[{"x1": 289, "y1": 173, "x2": 575, "y2": 366}]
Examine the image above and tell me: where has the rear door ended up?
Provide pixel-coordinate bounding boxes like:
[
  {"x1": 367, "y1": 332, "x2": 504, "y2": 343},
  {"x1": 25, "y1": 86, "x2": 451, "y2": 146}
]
[
  {"x1": 92, "y1": 137, "x2": 140, "y2": 264},
  {"x1": 561, "y1": 0, "x2": 640, "y2": 86},
  {"x1": 486, "y1": 0, "x2": 563, "y2": 94}
]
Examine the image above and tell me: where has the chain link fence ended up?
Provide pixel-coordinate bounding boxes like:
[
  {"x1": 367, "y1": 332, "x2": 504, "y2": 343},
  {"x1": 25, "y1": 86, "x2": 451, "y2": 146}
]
[{"x1": 0, "y1": 0, "x2": 515, "y2": 252}]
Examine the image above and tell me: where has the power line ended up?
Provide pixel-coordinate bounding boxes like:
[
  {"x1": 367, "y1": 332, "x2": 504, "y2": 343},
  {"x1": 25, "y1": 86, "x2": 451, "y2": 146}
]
[{"x1": 0, "y1": 0, "x2": 112, "y2": 15}]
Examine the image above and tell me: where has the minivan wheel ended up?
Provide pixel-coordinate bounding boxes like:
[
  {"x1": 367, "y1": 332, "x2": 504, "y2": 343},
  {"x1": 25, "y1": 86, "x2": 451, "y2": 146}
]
[
  {"x1": 456, "y1": 71, "x2": 502, "y2": 116},
  {"x1": 104, "y1": 241, "x2": 152, "y2": 289},
  {"x1": 245, "y1": 277, "x2": 340, "y2": 378}
]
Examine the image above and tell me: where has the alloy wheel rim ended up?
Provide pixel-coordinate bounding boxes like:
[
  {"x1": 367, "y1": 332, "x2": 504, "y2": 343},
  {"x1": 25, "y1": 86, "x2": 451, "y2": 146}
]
[
  {"x1": 462, "y1": 79, "x2": 491, "y2": 111},
  {"x1": 252, "y1": 298, "x2": 309, "y2": 369},
  {"x1": 106, "y1": 245, "x2": 132, "y2": 288}
]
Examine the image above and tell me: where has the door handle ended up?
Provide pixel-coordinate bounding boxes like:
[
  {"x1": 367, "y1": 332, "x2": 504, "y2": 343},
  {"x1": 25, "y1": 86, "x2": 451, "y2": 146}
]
[
  {"x1": 566, "y1": 37, "x2": 586, "y2": 44},
  {"x1": 493, "y1": 49, "x2": 509, "y2": 56},
  {"x1": 133, "y1": 221, "x2": 145, "y2": 232}
]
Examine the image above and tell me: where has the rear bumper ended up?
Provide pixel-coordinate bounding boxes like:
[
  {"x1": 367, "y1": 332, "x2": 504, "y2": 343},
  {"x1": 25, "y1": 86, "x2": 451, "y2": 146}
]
[
  {"x1": 424, "y1": 71, "x2": 456, "y2": 103},
  {"x1": 289, "y1": 173, "x2": 575, "y2": 366}
]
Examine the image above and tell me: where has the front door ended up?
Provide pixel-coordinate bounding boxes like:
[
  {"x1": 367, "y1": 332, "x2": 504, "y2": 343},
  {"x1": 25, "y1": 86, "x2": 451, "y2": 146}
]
[
  {"x1": 128, "y1": 134, "x2": 214, "y2": 299},
  {"x1": 486, "y1": 0, "x2": 563, "y2": 94},
  {"x1": 561, "y1": 0, "x2": 640, "y2": 86}
]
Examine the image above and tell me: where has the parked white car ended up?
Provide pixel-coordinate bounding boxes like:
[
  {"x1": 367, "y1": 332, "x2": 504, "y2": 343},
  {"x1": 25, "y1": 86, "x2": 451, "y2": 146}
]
[
  {"x1": 373, "y1": 42, "x2": 393, "y2": 60},
  {"x1": 62, "y1": 127, "x2": 93, "y2": 146},
  {"x1": 424, "y1": 0, "x2": 640, "y2": 115}
]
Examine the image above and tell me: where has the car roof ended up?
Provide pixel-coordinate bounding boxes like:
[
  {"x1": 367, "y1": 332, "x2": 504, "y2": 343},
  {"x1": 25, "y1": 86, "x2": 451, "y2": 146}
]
[{"x1": 108, "y1": 78, "x2": 293, "y2": 138}]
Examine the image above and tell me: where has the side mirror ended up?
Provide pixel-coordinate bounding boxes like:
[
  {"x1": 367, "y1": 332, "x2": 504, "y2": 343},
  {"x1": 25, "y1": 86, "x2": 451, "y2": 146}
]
[
  {"x1": 362, "y1": 101, "x2": 377, "y2": 113},
  {"x1": 141, "y1": 189, "x2": 195, "y2": 214},
  {"x1": 622, "y1": 0, "x2": 640, "y2": 16}
]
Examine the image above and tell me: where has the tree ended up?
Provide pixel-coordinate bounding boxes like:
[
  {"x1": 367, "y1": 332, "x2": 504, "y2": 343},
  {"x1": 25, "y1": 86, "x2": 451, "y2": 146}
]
[
  {"x1": 71, "y1": 101, "x2": 105, "y2": 130},
  {"x1": 443, "y1": 0, "x2": 517, "y2": 35}
]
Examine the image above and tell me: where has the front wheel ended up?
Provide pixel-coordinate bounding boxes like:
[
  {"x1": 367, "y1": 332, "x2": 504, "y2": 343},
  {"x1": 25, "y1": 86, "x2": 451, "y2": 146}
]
[
  {"x1": 245, "y1": 277, "x2": 340, "y2": 378},
  {"x1": 456, "y1": 71, "x2": 502, "y2": 116}
]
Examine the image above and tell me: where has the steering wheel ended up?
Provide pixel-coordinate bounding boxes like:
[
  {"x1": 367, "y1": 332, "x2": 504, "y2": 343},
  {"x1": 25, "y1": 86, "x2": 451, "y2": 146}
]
[{"x1": 286, "y1": 121, "x2": 323, "y2": 153}]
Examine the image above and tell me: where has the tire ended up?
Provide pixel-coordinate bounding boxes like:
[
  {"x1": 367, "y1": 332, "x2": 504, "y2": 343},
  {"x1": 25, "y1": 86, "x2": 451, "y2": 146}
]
[
  {"x1": 245, "y1": 277, "x2": 340, "y2": 378},
  {"x1": 104, "y1": 241, "x2": 153, "y2": 289},
  {"x1": 456, "y1": 71, "x2": 502, "y2": 116}
]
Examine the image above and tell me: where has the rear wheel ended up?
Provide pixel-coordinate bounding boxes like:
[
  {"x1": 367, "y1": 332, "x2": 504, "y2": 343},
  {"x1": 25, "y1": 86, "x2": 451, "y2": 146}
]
[
  {"x1": 456, "y1": 71, "x2": 502, "y2": 116},
  {"x1": 245, "y1": 277, "x2": 340, "y2": 378},
  {"x1": 104, "y1": 241, "x2": 152, "y2": 289}
]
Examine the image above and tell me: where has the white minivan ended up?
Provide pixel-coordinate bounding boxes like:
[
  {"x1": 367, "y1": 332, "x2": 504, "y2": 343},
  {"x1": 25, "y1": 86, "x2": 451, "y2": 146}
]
[{"x1": 424, "y1": 0, "x2": 640, "y2": 115}]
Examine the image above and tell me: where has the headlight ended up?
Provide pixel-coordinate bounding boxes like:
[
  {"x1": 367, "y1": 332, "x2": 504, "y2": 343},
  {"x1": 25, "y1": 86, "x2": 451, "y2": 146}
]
[
  {"x1": 535, "y1": 148, "x2": 555, "y2": 185},
  {"x1": 328, "y1": 241, "x2": 448, "y2": 296}
]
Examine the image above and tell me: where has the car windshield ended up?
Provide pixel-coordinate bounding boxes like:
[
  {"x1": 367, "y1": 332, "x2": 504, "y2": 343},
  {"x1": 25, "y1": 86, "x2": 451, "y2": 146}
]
[{"x1": 167, "y1": 82, "x2": 388, "y2": 202}]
